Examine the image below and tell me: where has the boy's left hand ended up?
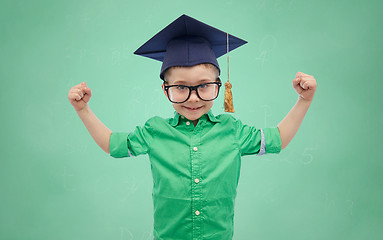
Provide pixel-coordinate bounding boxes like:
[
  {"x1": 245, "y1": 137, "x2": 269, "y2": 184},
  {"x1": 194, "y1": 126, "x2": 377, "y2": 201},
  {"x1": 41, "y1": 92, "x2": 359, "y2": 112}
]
[{"x1": 293, "y1": 72, "x2": 317, "y2": 102}]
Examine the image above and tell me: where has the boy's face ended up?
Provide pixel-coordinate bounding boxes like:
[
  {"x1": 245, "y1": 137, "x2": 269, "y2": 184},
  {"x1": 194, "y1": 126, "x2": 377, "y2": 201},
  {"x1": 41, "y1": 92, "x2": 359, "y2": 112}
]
[{"x1": 162, "y1": 64, "x2": 218, "y2": 124}]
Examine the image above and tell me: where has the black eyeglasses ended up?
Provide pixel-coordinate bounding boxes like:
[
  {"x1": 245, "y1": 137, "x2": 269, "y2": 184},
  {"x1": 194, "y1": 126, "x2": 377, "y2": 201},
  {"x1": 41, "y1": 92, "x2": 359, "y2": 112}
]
[{"x1": 163, "y1": 79, "x2": 222, "y2": 103}]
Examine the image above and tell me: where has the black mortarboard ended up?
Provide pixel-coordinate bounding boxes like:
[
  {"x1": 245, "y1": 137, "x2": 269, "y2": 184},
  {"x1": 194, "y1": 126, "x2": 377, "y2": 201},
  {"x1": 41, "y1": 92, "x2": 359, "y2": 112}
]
[{"x1": 133, "y1": 14, "x2": 247, "y2": 80}]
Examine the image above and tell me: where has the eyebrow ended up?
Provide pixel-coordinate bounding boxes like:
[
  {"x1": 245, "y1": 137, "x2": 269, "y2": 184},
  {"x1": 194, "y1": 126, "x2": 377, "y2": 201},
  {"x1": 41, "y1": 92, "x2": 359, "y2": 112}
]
[{"x1": 172, "y1": 78, "x2": 212, "y2": 85}]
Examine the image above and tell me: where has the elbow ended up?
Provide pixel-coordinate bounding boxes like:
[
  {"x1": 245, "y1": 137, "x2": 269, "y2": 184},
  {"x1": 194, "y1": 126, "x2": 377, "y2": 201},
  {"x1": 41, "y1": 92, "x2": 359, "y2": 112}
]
[
  {"x1": 105, "y1": 132, "x2": 111, "y2": 154},
  {"x1": 278, "y1": 126, "x2": 285, "y2": 150},
  {"x1": 277, "y1": 125, "x2": 289, "y2": 150},
  {"x1": 281, "y1": 138, "x2": 290, "y2": 150},
  {"x1": 104, "y1": 145, "x2": 110, "y2": 154}
]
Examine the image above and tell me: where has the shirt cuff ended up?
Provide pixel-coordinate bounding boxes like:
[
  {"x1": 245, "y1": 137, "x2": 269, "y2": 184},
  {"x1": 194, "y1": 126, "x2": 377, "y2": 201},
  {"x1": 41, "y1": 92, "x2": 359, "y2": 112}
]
[{"x1": 109, "y1": 132, "x2": 133, "y2": 158}]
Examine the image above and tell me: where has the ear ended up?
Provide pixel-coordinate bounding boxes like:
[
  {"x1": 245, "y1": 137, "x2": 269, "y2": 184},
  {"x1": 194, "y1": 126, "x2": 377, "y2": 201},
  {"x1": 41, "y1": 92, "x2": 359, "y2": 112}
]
[{"x1": 162, "y1": 83, "x2": 168, "y2": 98}]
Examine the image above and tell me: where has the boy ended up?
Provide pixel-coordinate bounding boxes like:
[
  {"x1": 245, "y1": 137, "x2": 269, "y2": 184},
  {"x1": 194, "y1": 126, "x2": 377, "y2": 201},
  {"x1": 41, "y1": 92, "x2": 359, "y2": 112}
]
[{"x1": 68, "y1": 15, "x2": 317, "y2": 240}]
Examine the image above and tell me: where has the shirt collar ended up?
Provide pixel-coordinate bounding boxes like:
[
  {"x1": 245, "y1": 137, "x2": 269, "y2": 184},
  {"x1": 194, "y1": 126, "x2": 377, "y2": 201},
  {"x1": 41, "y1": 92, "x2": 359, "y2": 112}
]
[{"x1": 169, "y1": 110, "x2": 221, "y2": 127}]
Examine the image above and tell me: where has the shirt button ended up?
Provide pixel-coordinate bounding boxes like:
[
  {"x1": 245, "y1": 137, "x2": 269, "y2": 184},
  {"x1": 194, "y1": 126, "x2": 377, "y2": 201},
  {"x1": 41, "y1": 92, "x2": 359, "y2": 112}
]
[
  {"x1": 181, "y1": 116, "x2": 185, "y2": 119},
  {"x1": 194, "y1": 178, "x2": 199, "y2": 183},
  {"x1": 195, "y1": 210, "x2": 200, "y2": 216},
  {"x1": 186, "y1": 121, "x2": 190, "y2": 125},
  {"x1": 193, "y1": 147, "x2": 198, "y2": 152}
]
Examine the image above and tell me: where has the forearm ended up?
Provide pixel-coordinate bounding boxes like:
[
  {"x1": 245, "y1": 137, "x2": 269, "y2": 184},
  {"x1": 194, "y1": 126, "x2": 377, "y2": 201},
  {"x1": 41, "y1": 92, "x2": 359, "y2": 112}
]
[
  {"x1": 277, "y1": 97, "x2": 312, "y2": 149},
  {"x1": 76, "y1": 105, "x2": 112, "y2": 153}
]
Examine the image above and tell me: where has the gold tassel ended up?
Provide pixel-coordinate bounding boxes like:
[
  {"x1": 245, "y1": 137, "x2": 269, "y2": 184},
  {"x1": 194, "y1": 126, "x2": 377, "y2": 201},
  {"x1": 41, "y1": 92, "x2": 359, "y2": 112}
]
[
  {"x1": 224, "y1": 32, "x2": 234, "y2": 113},
  {"x1": 224, "y1": 82, "x2": 234, "y2": 112}
]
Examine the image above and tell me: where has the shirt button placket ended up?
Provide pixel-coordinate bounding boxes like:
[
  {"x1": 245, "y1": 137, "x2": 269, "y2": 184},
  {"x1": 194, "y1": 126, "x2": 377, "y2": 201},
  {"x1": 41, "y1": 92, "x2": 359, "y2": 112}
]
[{"x1": 190, "y1": 131, "x2": 202, "y2": 239}]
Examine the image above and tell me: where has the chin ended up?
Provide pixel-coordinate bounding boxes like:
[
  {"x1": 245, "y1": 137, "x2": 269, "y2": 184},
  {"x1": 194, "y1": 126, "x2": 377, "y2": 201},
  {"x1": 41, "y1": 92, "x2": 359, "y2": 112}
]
[
  {"x1": 174, "y1": 102, "x2": 213, "y2": 120},
  {"x1": 180, "y1": 106, "x2": 205, "y2": 120}
]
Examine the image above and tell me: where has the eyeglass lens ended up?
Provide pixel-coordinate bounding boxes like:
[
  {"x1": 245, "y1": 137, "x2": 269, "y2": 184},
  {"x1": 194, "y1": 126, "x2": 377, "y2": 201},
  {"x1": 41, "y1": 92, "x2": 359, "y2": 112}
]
[{"x1": 168, "y1": 83, "x2": 219, "y2": 103}]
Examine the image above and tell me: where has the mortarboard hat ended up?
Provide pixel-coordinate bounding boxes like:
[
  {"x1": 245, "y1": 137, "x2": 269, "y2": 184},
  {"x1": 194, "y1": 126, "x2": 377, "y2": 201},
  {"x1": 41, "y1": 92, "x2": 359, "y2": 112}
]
[
  {"x1": 134, "y1": 14, "x2": 247, "y2": 80},
  {"x1": 134, "y1": 14, "x2": 247, "y2": 113}
]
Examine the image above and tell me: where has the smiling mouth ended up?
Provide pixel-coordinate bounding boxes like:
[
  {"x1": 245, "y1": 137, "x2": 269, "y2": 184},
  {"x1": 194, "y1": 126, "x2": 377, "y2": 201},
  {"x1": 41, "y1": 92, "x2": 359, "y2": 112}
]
[{"x1": 184, "y1": 106, "x2": 202, "y2": 111}]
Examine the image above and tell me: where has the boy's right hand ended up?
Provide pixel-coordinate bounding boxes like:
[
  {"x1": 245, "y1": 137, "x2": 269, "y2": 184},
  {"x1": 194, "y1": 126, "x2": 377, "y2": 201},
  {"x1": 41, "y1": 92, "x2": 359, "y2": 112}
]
[{"x1": 68, "y1": 82, "x2": 92, "y2": 112}]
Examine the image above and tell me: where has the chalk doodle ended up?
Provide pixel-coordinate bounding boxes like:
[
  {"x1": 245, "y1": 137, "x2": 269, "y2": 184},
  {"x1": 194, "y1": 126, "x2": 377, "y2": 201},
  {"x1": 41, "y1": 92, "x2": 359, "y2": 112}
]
[
  {"x1": 256, "y1": 35, "x2": 277, "y2": 69},
  {"x1": 302, "y1": 147, "x2": 315, "y2": 165}
]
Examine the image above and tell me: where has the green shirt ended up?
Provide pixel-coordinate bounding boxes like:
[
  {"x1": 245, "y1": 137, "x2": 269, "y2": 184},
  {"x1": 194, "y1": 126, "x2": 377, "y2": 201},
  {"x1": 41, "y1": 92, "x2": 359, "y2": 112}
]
[{"x1": 109, "y1": 110, "x2": 282, "y2": 240}]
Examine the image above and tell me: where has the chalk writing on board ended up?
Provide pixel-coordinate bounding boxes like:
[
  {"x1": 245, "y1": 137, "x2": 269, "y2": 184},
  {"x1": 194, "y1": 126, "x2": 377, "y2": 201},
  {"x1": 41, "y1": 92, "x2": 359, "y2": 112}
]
[
  {"x1": 120, "y1": 226, "x2": 133, "y2": 240},
  {"x1": 119, "y1": 176, "x2": 139, "y2": 202},
  {"x1": 263, "y1": 147, "x2": 315, "y2": 165},
  {"x1": 256, "y1": 35, "x2": 277, "y2": 69},
  {"x1": 302, "y1": 147, "x2": 315, "y2": 165},
  {"x1": 141, "y1": 230, "x2": 154, "y2": 240},
  {"x1": 278, "y1": 148, "x2": 294, "y2": 164},
  {"x1": 130, "y1": 86, "x2": 144, "y2": 106},
  {"x1": 347, "y1": 200, "x2": 354, "y2": 216}
]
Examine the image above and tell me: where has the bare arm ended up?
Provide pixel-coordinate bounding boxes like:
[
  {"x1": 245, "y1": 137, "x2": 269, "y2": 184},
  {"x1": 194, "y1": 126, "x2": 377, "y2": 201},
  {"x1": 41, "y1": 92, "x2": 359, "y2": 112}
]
[
  {"x1": 277, "y1": 97, "x2": 312, "y2": 149},
  {"x1": 68, "y1": 82, "x2": 111, "y2": 154},
  {"x1": 76, "y1": 105, "x2": 112, "y2": 154},
  {"x1": 277, "y1": 72, "x2": 317, "y2": 149}
]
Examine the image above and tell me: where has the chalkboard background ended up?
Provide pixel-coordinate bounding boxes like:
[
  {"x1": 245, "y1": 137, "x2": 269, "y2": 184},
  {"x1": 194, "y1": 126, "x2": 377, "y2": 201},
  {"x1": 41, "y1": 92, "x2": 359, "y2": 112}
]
[{"x1": 1, "y1": 0, "x2": 382, "y2": 239}]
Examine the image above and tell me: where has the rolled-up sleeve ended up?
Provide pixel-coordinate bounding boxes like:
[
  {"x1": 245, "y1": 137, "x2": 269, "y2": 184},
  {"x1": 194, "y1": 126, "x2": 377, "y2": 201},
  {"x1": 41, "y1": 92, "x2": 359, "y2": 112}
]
[
  {"x1": 234, "y1": 117, "x2": 282, "y2": 156},
  {"x1": 262, "y1": 127, "x2": 282, "y2": 154},
  {"x1": 109, "y1": 121, "x2": 153, "y2": 158},
  {"x1": 109, "y1": 132, "x2": 132, "y2": 158}
]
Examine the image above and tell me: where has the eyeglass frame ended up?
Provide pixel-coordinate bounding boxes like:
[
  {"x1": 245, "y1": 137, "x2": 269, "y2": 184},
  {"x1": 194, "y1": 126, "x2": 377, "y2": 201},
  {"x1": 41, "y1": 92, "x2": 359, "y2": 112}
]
[{"x1": 163, "y1": 78, "x2": 222, "y2": 103}]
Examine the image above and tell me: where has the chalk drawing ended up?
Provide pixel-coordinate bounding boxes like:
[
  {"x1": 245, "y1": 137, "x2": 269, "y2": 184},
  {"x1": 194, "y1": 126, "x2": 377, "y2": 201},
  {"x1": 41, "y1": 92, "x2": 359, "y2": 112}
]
[
  {"x1": 256, "y1": 35, "x2": 277, "y2": 69},
  {"x1": 120, "y1": 226, "x2": 134, "y2": 240},
  {"x1": 119, "y1": 176, "x2": 139, "y2": 202},
  {"x1": 141, "y1": 230, "x2": 154, "y2": 240},
  {"x1": 346, "y1": 199, "x2": 354, "y2": 216},
  {"x1": 302, "y1": 147, "x2": 315, "y2": 165}
]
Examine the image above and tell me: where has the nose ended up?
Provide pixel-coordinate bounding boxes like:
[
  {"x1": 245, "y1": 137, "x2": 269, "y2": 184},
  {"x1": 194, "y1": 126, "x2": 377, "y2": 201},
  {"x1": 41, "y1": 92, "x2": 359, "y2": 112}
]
[{"x1": 188, "y1": 89, "x2": 200, "y2": 102}]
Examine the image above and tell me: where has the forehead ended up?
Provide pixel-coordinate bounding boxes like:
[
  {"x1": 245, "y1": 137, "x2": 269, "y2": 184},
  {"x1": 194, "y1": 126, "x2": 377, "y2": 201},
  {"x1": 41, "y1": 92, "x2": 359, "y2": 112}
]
[{"x1": 165, "y1": 65, "x2": 217, "y2": 84}]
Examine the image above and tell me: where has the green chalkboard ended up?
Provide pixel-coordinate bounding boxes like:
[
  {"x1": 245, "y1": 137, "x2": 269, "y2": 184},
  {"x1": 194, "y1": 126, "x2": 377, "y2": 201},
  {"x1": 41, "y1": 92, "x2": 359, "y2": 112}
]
[{"x1": 1, "y1": 0, "x2": 382, "y2": 239}]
